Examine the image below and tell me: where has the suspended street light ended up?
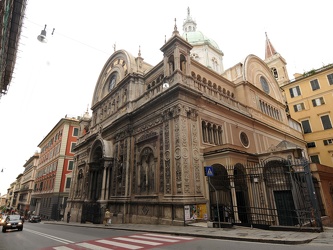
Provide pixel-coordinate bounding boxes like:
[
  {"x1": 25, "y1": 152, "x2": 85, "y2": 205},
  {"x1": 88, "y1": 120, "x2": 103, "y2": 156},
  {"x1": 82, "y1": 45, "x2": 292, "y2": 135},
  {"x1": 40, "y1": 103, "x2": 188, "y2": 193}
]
[{"x1": 37, "y1": 24, "x2": 55, "y2": 43}]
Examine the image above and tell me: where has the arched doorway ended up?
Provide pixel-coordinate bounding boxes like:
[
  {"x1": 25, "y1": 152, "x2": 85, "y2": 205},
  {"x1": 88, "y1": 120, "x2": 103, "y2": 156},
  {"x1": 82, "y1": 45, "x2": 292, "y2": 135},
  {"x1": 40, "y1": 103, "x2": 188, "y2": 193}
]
[
  {"x1": 234, "y1": 163, "x2": 250, "y2": 224},
  {"x1": 263, "y1": 160, "x2": 298, "y2": 226},
  {"x1": 88, "y1": 145, "x2": 104, "y2": 201},
  {"x1": 209, "y1": 164, "x2": 232, "y2": 223}
]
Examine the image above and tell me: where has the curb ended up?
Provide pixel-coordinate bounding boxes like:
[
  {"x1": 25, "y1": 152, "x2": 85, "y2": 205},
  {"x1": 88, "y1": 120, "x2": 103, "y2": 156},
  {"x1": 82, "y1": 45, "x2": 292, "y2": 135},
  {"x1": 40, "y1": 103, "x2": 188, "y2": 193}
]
[{"x1": 43, "y1": 221, "x2": 317, "y2": 245}]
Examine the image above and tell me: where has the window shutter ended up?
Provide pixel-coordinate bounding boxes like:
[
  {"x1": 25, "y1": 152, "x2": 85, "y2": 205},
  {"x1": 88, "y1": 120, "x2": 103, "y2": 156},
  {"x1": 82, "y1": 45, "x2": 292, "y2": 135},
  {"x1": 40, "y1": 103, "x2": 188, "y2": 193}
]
[{"x1": 289, "y1": 88, "x2": 294, "y2": 98}]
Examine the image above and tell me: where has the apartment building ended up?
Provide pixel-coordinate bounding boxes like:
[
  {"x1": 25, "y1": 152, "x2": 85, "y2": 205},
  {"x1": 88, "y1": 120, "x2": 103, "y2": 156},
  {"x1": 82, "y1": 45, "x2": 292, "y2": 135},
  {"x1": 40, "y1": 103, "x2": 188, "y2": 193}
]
[
  {"x1": 282, "y1": 64, "x2": 333, "y2": 167},
  {"x1": 30, "y1": 116, "x2": 79, "y2": 220},
  {"x1": 16, "y1": 152, "x2": 39, "y2": 217}
]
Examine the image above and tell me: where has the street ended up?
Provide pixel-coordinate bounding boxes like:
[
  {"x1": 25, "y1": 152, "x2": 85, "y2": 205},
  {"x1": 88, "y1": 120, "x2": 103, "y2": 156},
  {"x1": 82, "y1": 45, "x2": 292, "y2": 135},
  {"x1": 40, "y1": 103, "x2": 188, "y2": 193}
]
[{"x1": 0, "y1": 222, "x2": 332, "y2": 250}]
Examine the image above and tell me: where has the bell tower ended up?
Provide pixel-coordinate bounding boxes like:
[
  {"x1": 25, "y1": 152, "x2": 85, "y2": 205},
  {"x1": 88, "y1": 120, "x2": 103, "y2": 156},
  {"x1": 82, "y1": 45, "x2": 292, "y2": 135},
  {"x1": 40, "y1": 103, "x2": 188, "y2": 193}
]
[
  {"x1": 160, "y1": 19, "x2": 193, "y2": 80},
  {"x1": 264, "y1": 32, "x2": 290, "y2": 86}
]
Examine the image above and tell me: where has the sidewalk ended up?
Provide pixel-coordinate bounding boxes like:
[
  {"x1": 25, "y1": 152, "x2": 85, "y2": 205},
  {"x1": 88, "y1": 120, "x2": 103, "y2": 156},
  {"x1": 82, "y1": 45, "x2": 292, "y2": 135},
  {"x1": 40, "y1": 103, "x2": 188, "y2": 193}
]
[{"x1": 43, "y1": 221, "x2": 333, "y2": 245}]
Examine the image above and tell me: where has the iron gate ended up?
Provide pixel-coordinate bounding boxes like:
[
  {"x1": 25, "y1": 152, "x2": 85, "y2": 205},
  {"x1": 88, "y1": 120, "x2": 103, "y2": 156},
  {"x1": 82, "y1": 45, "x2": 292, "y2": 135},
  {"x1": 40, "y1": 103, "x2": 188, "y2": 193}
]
[
  {"x1": 208, "y1": 159, "x2": 323, "y2": 230},
  {"x1": 81, "y1": 202, "x2": 102, "y2": 224}
]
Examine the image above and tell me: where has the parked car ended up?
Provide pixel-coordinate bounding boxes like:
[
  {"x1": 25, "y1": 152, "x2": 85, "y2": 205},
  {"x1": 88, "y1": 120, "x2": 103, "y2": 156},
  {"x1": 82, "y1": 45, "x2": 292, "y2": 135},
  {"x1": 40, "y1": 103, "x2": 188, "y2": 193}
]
[
  {"x1": 29, "y1": 215, "x2": 41, "y2": 223},
  {"x1": 2, "y1": 214, "x2": 23, "y2": 232},
  {"x1": 0, "y1": 215, "x2": 7, "y2": 226}
]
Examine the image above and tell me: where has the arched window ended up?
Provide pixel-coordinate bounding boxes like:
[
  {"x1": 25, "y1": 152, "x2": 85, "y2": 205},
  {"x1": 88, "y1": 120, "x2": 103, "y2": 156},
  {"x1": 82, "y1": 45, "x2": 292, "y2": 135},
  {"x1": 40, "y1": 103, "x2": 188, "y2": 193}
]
[
  {"x1": 180, "y1": 54, "x2": 186, "y2": 74},
  {"x1": 271, "y1": 67, "x2": 278, "y2": 78},
  {"x1": 168, "y1": 55, "x2": 175, "y2": 75}
]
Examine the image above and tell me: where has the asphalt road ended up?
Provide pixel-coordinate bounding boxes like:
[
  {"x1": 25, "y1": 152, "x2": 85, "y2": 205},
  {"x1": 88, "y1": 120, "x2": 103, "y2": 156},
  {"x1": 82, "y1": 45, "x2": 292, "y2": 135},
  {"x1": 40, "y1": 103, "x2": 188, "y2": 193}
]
[{"x1": 0, "y1": 222, "x2": 332, "y2": 250}]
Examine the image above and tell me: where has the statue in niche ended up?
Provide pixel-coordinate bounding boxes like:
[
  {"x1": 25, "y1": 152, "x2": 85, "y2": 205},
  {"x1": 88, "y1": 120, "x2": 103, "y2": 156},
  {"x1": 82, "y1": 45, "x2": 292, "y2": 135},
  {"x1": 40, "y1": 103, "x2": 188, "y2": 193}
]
[{"x1": 123, "y1": 89, "x2": 127, "y2": 103}]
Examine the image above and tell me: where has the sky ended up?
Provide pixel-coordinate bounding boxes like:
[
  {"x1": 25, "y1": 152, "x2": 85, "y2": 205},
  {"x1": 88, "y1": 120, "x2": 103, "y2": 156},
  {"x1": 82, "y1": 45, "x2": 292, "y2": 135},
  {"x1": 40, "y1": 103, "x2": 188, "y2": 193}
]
[{"x1": 0, "y1": 0, "x2": 332, "y2": 196}]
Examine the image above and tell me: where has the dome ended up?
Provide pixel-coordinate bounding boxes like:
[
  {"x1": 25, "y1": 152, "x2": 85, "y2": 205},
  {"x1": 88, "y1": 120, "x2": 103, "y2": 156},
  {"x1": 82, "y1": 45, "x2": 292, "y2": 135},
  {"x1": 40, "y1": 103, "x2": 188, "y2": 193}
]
[
  {"x1": 81, "y1": 109, "x2": 91, "y2": 121},
  {"x1": 182, "y1": 31, "x2": 220, "y2": 51}
]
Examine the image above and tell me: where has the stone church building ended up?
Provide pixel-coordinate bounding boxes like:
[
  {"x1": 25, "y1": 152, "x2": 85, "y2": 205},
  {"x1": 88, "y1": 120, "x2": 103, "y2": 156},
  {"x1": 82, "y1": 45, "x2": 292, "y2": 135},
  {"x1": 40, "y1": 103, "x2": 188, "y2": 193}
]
[{"x1": 67, "y1": 9, "x2": 317, "y2": 228}]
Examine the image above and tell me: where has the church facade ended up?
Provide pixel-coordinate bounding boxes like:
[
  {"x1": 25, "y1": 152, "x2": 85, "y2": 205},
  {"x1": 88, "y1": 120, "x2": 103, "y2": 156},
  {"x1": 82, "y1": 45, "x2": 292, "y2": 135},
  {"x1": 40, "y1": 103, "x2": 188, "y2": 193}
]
[{"x1": 67, "y1": 10, "x2": 322, "y2": 228}]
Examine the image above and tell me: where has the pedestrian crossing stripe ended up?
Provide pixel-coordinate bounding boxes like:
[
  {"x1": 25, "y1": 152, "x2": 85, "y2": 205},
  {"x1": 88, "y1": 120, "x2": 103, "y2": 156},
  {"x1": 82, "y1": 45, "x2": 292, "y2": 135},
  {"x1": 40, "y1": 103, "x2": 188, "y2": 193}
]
[{"x1": 49, "y1": 233, "x2": 196, "y2": 250}]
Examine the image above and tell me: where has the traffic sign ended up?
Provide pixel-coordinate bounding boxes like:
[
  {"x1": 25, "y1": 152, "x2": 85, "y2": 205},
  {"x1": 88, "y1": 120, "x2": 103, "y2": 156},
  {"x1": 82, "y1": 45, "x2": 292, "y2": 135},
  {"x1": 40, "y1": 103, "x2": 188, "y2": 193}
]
[{"x1": 204, "y1": 166, "x2": 214, "y2": 177}]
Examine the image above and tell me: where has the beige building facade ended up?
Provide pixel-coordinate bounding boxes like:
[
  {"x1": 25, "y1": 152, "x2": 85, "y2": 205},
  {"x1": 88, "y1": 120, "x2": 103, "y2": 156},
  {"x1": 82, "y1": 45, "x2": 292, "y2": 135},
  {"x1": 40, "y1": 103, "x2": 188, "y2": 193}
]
[
  {"x1": 67, "y1": 10, "x2": 326, "y2": 228},
  {"x1": 16, "y1": 152, "x2": 39, "y2": 217}
]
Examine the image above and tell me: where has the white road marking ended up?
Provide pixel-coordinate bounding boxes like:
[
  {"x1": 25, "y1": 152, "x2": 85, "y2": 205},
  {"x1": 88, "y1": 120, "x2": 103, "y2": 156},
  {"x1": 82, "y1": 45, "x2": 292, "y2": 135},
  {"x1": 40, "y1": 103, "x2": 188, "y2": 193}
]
[
  {"x1": 24, "y1": 228, "x2": 74, "y2": 244},
  {"x1": 114, "y1": 237, "x2": 163, "y2": 246},
  {"x1": 143, "y1": 233, "x2": 195, "y2": 240},
  {"x1": 97, "y1": 239, "x2": 143, "y2": 249},
  {"x1": 53, "y1": 247, "x2": 74, "y2": 250},
  {"x1": 130, "y1": 235, "x2": 179, "y2": 242},
  {"x1": 76, "y1": 242, "x2": 112, "y2": 250}
]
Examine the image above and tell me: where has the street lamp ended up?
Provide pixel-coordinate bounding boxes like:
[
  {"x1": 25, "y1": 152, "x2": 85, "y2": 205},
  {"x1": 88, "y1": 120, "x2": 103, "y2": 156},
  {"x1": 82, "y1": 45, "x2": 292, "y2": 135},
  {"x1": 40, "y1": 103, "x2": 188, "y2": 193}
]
[{"x1": 37, "y1": 24, "x2": 55, "y2": 43}]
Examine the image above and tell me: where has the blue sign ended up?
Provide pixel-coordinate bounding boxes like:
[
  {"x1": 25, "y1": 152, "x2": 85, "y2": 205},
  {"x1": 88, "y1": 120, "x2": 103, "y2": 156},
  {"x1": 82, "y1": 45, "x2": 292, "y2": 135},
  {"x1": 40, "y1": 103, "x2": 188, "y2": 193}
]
[{"x1": 204, "y1": 166, "x2": 214, "y2": 177}]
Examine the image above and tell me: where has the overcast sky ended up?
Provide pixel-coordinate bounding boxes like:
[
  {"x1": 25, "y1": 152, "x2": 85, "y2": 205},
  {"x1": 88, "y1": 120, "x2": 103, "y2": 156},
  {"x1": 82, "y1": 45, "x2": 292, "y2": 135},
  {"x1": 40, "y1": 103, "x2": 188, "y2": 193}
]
[{"x1": 0, "y1": 0, "x2": 332, "y2": 195}]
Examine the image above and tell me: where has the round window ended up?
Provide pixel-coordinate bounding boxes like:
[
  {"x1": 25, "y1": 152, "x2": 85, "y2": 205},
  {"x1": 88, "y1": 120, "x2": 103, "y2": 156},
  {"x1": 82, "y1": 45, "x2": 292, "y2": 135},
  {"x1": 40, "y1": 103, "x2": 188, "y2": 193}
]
[{"x1": 240, "y1": 132, "x2": 249, "y2": 147}]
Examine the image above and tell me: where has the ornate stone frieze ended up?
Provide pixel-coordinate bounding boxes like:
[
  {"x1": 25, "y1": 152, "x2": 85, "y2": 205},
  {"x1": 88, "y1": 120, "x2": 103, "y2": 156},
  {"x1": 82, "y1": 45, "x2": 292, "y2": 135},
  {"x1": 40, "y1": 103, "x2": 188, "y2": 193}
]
[
  {"x1": 137, "y1": 131, "x2": 158, "y2": 144},
  {"x1": 135, "y1": 118, "x2": 162, "y2": 133}
]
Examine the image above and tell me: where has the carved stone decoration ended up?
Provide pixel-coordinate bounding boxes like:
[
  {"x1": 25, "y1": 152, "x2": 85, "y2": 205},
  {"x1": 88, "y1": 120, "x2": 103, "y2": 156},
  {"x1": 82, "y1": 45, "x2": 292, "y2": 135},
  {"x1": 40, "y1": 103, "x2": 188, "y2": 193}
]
[
  {"x1": 191, "y1": 119, "x2": 202, "y2": 194},
  {"x1": 180, "y1": 117, "x2": 190, "y2": 193},
  {"x1": 164, "y1": 121, "x2": 171, "y2": 194},
  {"x1": 165, "y1": 150, "x2": 170, "y2": 161},
  {"x1": 122, "y1": 139, "x2": 128, "y2": 196},
  {"x1": 159, "y1": 126, "x2": 164, "y2": 193},
  {"x1": 175, "y1": 147, "x2": 181, "y2": 159},
  {"x1": 174, "y1": 118, "x2": 182, "y2": 193},
  {"x1": 182, "y1": 148, "x2": 189, "y2": 159}
]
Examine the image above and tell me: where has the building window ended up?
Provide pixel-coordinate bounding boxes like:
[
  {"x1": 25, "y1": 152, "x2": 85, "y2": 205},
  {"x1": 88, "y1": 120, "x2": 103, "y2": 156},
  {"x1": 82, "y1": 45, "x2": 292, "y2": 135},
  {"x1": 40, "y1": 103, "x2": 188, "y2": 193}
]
[
  {"x1": 323, "y1": 139, "x2": 333, "y2": 145},
  {"x1": 312, "y1": 97, "x2": 325, "y2": 107},
  {"x1": 310, "y1": 155, "x2": 320, "y2": 164},
  {"x1": 293, "y1": 103, "x2": 305, "y2": 112},
  {"x1": 65, "y1": 178, "x2": 71, "y2": 189},
  {"x1": 327, "y1": 73, "x2": 333, "y2": 85},
  {"x1": 289, "y1": 86, "x2": 301, "y2": 98},
  {"x1": 73, "y1": 128, "x2": 79, "y2": 136},
  {"x1": 307, "y1": 142, "x2": 316, "y2": 148},
  {"x1": 271, "y1": 67, "x2": 278, "y2": 78},
  {"x1": 240, "y1": 132, "x2": 249, "y2": 147},
  {"x1": 301, "y1": 120, "x2": 312, "y2": 134},
  {"x1": 321, "y1": 115, "x2": 332, "y2": 130},
  {"x1": 70, "y1": 142, "x2": 76, "y2": 153},
  {"x1": 260, "y1": 76, "x2": 270, "y2": 94},
  {"x1": 310, "y1": 79, "x2": 320, "y2": 91},
  {"x1": 68, "y1": 161, "x2": 74, "y2": 170}
]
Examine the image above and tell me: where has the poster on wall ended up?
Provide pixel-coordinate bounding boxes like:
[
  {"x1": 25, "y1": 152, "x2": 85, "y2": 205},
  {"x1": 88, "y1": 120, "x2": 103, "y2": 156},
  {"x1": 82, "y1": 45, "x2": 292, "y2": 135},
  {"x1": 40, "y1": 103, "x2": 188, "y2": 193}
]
[
  {"x1": 184, "y1": 204, "x2": 207, "y2": 221},
  {"x1": 184, "y1": 205, "x2": 191, "y2": 221}
]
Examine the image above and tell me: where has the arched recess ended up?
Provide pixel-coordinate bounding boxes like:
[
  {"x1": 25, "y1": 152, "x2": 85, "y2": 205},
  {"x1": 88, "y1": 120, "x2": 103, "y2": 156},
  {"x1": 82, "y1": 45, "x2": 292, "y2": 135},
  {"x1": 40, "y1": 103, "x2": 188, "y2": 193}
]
[
  {"x1": 263, "y1": 159, "x2": 298, "y2": 226},
  {"x1": 180, "y1": 54, "x2": 186, "y2": 74},
  {"x1": 168, "y1": 55, "x2": 175, "y2": 75},
  {"x1": 209, "y1": 164, "x2": 232, "y2": 222},
  {"x1": 87, "y1": 142, "x2": 103, "y2": 201},
  {"x1": 234, "y1": 163, "x2": 250, "y2": 224},
  {"x1": 242, "y1": 54, "x2": 284, "y2": 103},
  {"x1": 87, "y1": 139, "x2": 113, "y2": 201},
  {"x1": 137, "y1": 146, "x2": 157, "y2": 195},
  {"x1": 92, "y1": 50, "x2": 137, "y2": 107}
]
